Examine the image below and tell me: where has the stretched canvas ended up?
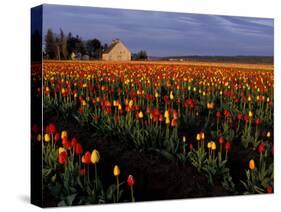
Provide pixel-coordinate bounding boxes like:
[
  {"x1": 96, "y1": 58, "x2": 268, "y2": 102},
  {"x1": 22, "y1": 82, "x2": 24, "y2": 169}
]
[{"x1": 31, "y1": 4, "x2": 274, "y2": 207}]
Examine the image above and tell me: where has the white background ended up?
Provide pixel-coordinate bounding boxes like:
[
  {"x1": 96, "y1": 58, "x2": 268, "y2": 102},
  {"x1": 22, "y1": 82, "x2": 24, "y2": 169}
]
[{"x1": 0, "y1": 0, "x2": 280, "y2": 211}]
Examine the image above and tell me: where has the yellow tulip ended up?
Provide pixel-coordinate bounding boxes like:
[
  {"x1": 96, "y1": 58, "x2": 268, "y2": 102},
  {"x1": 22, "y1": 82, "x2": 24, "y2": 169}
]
[
  {"x1": 138, "y1": 111, "x2": 144, "y2": 119},
  {"x1": 211, "y1": 142, "x2": 216, "y2": 151},
  {"x1": 266, "y1": 131, "x2": 271, "y2": 138},
  {"x1": 248, "y1": 96, "x2": 252, "y2": 102},
  {"x1": 164, "y1": 110, "x2": 169, "y2": 119},
  {"x1": 207, "y1": 102, "x2": 214, "y2": 110},
  {"x1": 91, "y1": 149, "x2": 100, "y2": 164},
  {"x1": 196, "y1": 133, "x2": 201, "y2": 141},
  {"x1": 248, "y1": 111, "x2": 253, "y2": 118},
  {"x1": 61, "y1": 130, "x2": 67, "y2": 140},
  {"x1": 183, "y1": 136, "x2": 186, "y2": 143},
  {"x1": 129, "y1": 100, "x2": 133, "y2": 108},
  {"x1": 249, "y1": 159, "x2": 255, "y2": 170},
  {"x1": 113, "y1": 165, "x2": 120, "y2": 177},
  {"x1": 207, "y1": 142, "x2": 212, "y2": 149},
  {"x1": 44, "y1": 133, "x2": 51, "y2": 142},
  {"x1": 169, "y1": 91, "x2": 174, "y2": 100},
  {"x1": 155, "y1": 92, "x2": 159, "y2": 98},
  {"x1": 58, "y1": 147, "x2": 66, "y2": 154},
  {"x1": 165, "y1": 117, "x2": 170, "y2": 125},
  {"x1": 200, "y1": 132, "x2": 205, "y2": 140},
  {"x1": 82, "y1": 100, "x2": 87, "y2": 107}
]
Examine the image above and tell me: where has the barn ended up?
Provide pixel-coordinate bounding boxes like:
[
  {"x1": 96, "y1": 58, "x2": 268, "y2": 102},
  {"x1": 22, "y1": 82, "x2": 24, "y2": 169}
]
[{"x1": 102, "y1": 39, "x2": 131, "y2": 61}]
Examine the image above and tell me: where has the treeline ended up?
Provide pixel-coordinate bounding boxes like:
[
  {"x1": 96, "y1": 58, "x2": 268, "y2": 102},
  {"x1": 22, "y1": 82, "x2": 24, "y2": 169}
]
[
  {"x1": 44, "y1": 28, "x2": 107, "y2": 60},
  {"x1": 44, "y1": 28, "x2": 148, "y2": 60},
  {"x1": 163, "y1": 56, "x2": 274, "y2": 64}
]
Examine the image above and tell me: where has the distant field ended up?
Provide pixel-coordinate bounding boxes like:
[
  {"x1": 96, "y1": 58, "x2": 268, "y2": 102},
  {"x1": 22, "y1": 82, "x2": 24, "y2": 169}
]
[{"x1": 43, "y1": 59, "x2": 274, "y2": 71}]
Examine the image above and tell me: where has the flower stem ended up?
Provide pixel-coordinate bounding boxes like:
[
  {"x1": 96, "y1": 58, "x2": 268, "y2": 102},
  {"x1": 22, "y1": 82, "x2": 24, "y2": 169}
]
[
  {"x1": 94, "y1": 163, "x2": 98, "y2": 190},
  {"x1": 130, "y1": 186, "x2": 135, "y2": 202},
  {"x1": 116, "y1": 176, "x2": 119, "y2": 202}
]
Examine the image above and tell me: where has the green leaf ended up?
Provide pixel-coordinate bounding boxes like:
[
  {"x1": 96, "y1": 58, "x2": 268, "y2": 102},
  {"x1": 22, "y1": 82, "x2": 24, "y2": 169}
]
[{"x1": 65, "y1": 193, "x2": 77, "y2": 205}]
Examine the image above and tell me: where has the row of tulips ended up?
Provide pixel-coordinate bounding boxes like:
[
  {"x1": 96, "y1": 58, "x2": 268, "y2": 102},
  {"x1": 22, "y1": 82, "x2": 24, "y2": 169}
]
[{"x1": 33, "y1": 122, "x2": 136, "y2": 206}]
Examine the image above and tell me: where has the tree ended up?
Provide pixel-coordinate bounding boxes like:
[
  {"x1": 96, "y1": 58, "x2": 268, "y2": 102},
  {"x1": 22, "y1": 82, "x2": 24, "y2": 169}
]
[
  {"x1": 86, "y1": 39, "x2": 102, "y2": 59},
  {"x1": 132, "y1": 50, "x2": 148, "y2": 60},
  {"x1": 45, "y1": 29, "x2": 56, "y2": 59},
  {"x1": 67, "y1": 33, "x2": 86, "y2": 59},
  {"x1": 60, "y1": 29, "x2": 68, "y2": 60},
  {"x1": 103, "y1": 43, "x2": 109, "y2": 51}
]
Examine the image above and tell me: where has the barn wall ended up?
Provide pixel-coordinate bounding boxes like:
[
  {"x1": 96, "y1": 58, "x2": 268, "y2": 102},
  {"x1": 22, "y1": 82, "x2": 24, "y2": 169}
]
[{"x1": 102, "y1": 42, "x2": 131, "y2": 61}]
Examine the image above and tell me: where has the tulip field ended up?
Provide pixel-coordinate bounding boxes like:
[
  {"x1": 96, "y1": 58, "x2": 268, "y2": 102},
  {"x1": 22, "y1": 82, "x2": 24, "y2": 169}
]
[{"x1": 32, "y1": 60, "x2": 274, "y2": 206}]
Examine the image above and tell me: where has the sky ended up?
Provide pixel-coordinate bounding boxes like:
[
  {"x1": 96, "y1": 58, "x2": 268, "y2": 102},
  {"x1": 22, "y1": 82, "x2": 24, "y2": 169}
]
[{"x1": 42, "y1": 4, "x2": 274, "y2": 57}]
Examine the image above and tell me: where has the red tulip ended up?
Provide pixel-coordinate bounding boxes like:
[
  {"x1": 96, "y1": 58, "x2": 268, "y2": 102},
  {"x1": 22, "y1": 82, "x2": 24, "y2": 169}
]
[
  {"x1": 62, "y1": 138, "x2": 71, "y2": 150},
  {"x1": 225, "y1": 142, "x2": 231, "y2": 153},
  {"x1": 75, "y1": 143, "x2": 83, "y2": 155},
  {"x1": 218, "y1": 136, "x2": 224, "y2": 144},
  {"x1": 257, "y1": 143, "x2": 265, "y2": 154},
  {"x1": 189, "y1": 143, "x2": 193, "y2": 151},
  {"x1": 71, "y1": 137, "x2": 78, "y2": 148},
  {"x1": 48, "y1": 123, "x2": 56, "y2": 134},
  {"x1": 127, "y1": 175, "x2": 135, "y2": 187},
  {"x1": 82, "y1": 151, "x2": 91, "y2": 164},
  {"x1": 171, "y1": 118, "x2": 177, "y2": 127},
  {"x1": 58, "y1": 151, "x2": 68, "y2": 165},
  {"x1": 216, "y1": 111, "x2": 221, "y2": 119},
  {"x1": 255, "y1": 118, "x2": 261, "y2": 126},
  {"x1": 79, "y1": 168, "x2": 86, "y2": 176},
  {"x1": 54, "y1": 132, "x2": 60, "y2": 142},
  {"x1": 237, "y1": 112, "x2": 243, "y2": 120},
  {"x1": 266, "y1": 186, "x2": 273, "y2": 193}
]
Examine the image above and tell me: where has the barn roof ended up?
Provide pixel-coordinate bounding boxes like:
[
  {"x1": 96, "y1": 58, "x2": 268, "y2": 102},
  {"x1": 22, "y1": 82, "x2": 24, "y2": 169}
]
[
  {"x1": 103, "y1": 39, "x2": 130, "y2": 54},
  {"x1": 103, "y1": 42, "x2": 118, "y2": 54}
]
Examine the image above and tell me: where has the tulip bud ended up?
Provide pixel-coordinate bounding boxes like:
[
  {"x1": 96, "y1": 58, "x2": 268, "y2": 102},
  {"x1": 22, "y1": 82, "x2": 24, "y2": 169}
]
[
  {"x1": 36, "y1": 134, "x2": 42, "y2": 142},
  {"x1": 249, "y1": 159, "x2": 255, "y2": 170},
  {"x1": 248, "y1": 111, "x2": 253, "y2": 118},
  {"x1": 169, "y1": 91, "x2": 174, "y2": 100},
  {"x1": 200, "y1": 132, "x2": 205, "y2": 140},
  {"x1": 82, "y1": 151, "x2": 91, "y2": 164},
  {"x1": 182, "y1": 136, "x2": 186, "y2": 143},
  {"x1": 211, "y1": 142, "x2": 216, "y2": 151},
  {"x1": 218, "y1": 136, "x2": 224, "y2": 144},
  {"x1": 75, "y1": 143, "x2": 83, "y2": 155},
  {"x1": 225, "y1": 142, "x2": 230, "y2": 153},
  {"x1": 44, "y1": 133, "x2": 51, "y2": 142},
  {"x1": 165, "y1": 117, "x2": 170, "y2": 125},
  {"x1": 127, "y1": 175, "x2": 135, "y2": 187},
  {"x1": 196, "y1": 133, "x2": 201, "y2": 141},
  {"x1": 171, "y1": 118, "x2": 177, "y2": 127},
  {"x1": 266, "y1": 186, "x2": 273, "y2": 193},
  {"x1": 91, "y1": 149, "x2": 100, "y2": 164},
  {"x1": 257, "y1": 143, "x2": 265, "y2": 154},
  {"x1": 61, "y1": 130, "x2": 68, "y2": 140},
  {"x1": 58, "y1": 151, "x2": 68, "y2": 165},
  {"x1": 113, "y1": 165, "x2": 120, "y2": 177},
  {"x1": 138, "y1": 111, "x2": 144, "y2": 119},
  {"x1": 48, "y1": 123, "x2": 56, "y2": 134},
  {"x1": 58, "y1": 147, "x2": 66, "y2": 154},
  {"x1": 54, "y1": 132, "x2": 60, "y2": 142}
]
